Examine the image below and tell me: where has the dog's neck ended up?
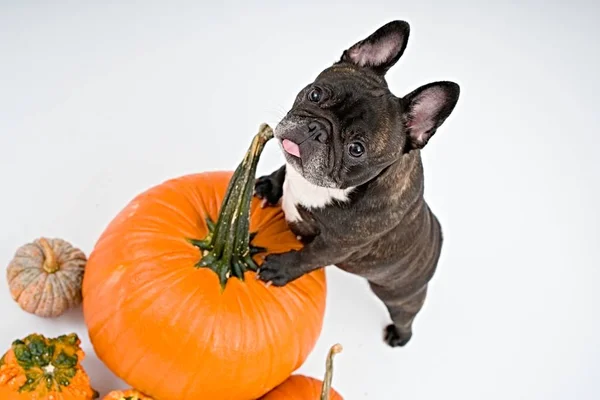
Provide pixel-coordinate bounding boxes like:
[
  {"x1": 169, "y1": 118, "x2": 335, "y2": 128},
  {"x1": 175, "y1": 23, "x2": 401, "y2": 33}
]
[
  {"x1": 282, "y1": 164, "x2": 354, "y2": 222},
  {"x1": 281, "y1": 150, "x2": 423, "y2": 224},
  {"x1": 374, "y1": 150, "x2": 423, "y2": 197}
]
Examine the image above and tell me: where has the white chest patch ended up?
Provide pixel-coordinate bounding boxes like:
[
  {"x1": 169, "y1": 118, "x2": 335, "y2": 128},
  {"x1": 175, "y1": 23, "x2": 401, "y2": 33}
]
[{"x1": 282, "y1": 164, "x2": 354, "y2": 222}]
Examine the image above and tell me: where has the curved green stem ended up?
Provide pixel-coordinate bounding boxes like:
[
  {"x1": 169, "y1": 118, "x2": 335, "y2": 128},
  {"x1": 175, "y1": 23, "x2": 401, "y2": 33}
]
[
  {"x1": 320, "y1": 343, "x2": 343, "y2": 400},
  {"x1": 189, "y1": 123, "x2": 273, "y2": 288}
]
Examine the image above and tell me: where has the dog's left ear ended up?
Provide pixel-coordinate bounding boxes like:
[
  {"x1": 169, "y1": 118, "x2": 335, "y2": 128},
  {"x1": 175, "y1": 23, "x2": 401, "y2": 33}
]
[
  {"x1": 402, "y1": 81, "x2": 460, "y2": 150},
  {"x1": 340, "y1": 20, "x2": 410, "y2": 74}
]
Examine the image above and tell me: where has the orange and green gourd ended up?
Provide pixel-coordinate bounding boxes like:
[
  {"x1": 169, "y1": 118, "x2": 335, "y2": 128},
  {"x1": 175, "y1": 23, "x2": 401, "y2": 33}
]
[{"x1": 0, "y1": 333, "x2": 98, "y2": 399}]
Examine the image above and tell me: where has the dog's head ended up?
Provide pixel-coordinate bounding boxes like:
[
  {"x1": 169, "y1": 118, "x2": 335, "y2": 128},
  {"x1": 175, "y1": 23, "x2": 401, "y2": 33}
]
[{"x1": 275, "y1": 20, "x2": 460, "y2": 189}]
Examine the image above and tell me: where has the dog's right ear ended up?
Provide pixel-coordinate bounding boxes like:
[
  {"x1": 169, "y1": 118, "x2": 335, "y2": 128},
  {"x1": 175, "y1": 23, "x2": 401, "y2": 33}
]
[{"x1": 339, "y1": 20, "x2": 410, "y2": 74}]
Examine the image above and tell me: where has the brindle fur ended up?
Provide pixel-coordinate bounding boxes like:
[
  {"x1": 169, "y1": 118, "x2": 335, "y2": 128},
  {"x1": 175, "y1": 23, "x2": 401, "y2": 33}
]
[{"x1": 255, "y1": 20, "x2": 459, "y2": 347}]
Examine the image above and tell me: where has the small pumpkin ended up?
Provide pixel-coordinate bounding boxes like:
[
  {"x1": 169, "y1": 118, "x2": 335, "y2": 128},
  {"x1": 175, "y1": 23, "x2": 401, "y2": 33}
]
[
  {"x1": 0, "y1": 332, "x2": 98, "y2": 399},
  {"x1": 7, "y1": 237, "x2": 87, "y2": 317},
  {"x1": 82, "y1": 124, "x2": 327, "y2": 400},
  {"x1": 261, "y1": 344, "x2": 344, "y2": 400},
  {"x1": 103, "y1": 388, "x2": 153, "y2": 400}
]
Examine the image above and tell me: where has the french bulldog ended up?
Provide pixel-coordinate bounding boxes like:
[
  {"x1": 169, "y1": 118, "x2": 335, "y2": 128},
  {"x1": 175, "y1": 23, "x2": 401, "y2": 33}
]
[{"x1": 255, "y1": 20, "x2": 460, "y2": 347}]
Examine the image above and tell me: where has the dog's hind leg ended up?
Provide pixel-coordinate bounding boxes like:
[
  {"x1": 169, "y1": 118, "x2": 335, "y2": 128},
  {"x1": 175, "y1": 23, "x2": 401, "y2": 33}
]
[{"x1": 369, "y1": 282, "x2": 429, "y2": 347}]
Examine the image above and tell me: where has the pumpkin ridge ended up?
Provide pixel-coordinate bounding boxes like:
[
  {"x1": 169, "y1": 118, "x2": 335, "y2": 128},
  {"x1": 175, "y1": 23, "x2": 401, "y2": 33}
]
[
  {"x1": 6, "y1": 257, "x2": 40, "y2": 280},
  {"x1": 123, "y1": 214, "x2": 196, "y2": 236},
  {"x1": 142, "y1": 193, "x2": 201, "y2": 231},
  {"x1": 166, "y1": 300, "x2": 219, "y2": 400},
  {"x1": 6, "y1": 267, "x2": 33, "y2": 298},
  {"x1": 96, "y1": 223, "x2": 178, "y2": 246},
  {"x1": 284, "y1": 274, "x2": 327, "y2": 314},
  {"x1": 90, "y1": 243, "x2": 195, "y2": 273},
  {"x1": 102, "y1": 274, "x2": 202, "y2": 378},
  {"x1": 95, "y1": 232, "x2": 193, "y2": 260},
  {"x1": 181, "y1": 178, "x2": 211, "y2": 223},
  {"x1": 118, "y1": 342, "x2": 155, "y2": 388},
  {"x1": 114, "y1": 275, "x2": 196, "y2": 337},
  {"x1": 103, "y1": 264, "x2": 193, "y2": 313},
  {"x1": 236, "y1": 281, "x2": 291, "y2": 391},
  {"x1": 249, "y1": 206, "x2": 288, "y2": 236},
  {"x1": 54, "y1": 273, "x2": 72, "y2": 314},
  {"x1": 149, "y1": 287, "x2": 204, "y2": 398},
  {"x1": 172, "y1": 284, "x2": 218, "y2": 380},
  {"x1": 57, "y1": 256, "x2": 86, "y2": 271},
  {"x1": 7, "y1": 262, "x2": 40, "y2": 273},
  {"x1": 117, "y1": 247, "x2": 196, "y2": 267},
  {"x1": 23, "y1": 272, "x2": 47, "y2": 314},
  {"x1": 11, "y1": 254, "x2": 39, "y2": 264},
  {"x1": 177, "y1": 371, "x2": 198, "y2": 400},
  {"x1": 91, "y1": 302, "x2": 160, "y2": 365},
  {"x1": 86, "y1": 287, "x2": 160, "y2": 342},
  {"x1": 50, "y1": 272, "x2": 67, "y2": 307},
  {"x1": 262, "y1": 288, "x2": 308, "y2": 374},
  {"x1": 15, "y1": 244, "x2": 43, "y2": 263},
  {"x1": 63, "y1": 269, "x2": 84, "y2": 306},
  {"x1": 45, "y1": 275, "x2": 60, "y2": 318},
  {"x1": 143, "y1": 195, "x2": 201, "y2": 229},
  {"x1": 255, "y1": 285, "x2": 297, "y2": 335},
  {"x1": 58, "y1": 245, "x2": 80, "y2": 259},
  {"x1": 53, "y1": 272, "x2": 73, "y2": 313},
  {"x1": 55, "y1": 270, "x2": 79, "y2": 308},
  {"x1": 33, "y1": 274, "x2": 51, "y2": 316}
]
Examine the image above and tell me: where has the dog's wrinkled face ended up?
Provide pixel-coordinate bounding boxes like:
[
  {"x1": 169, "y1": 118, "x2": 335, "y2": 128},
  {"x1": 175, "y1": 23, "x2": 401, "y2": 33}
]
[
  {"x1": 275, "y1": 20, "x2": 460, "y2": 189},
  {"x1": 277, "y1": 64, "x2": 404, "y2": 189}
]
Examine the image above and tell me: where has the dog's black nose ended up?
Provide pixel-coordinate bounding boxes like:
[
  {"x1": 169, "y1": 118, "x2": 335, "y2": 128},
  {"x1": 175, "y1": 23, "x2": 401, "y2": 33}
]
[{"x1": 308, "y1": 121, "x2": 329, "y2": 144}]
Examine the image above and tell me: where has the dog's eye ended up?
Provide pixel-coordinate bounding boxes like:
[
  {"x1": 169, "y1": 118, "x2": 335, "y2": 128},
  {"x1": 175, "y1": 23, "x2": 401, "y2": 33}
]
[
  {"x1": 348, "y1": 142, "x2": 365, "y2": 158},
  {"x1": 308, "y1": 88, "x2": 322, "y2": 102}
]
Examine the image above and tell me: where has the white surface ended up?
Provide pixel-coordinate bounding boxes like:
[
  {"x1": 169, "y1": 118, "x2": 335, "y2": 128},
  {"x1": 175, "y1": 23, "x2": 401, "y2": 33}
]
[{"x1": 1, "y1": 1, "x2": 599, "y2": 399}]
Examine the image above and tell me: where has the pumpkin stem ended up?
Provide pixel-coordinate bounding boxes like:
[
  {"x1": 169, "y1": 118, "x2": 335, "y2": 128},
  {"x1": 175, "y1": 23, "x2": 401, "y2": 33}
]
[
  {"x1": 320, "y1": 343, "x2": 343, "y2": 400},
  {"x1": 39, "y1": 238, "x2": 59, "y2": 274},
  {"x1": 190, "y1": 123, "x2": 273, "y2": 288}
]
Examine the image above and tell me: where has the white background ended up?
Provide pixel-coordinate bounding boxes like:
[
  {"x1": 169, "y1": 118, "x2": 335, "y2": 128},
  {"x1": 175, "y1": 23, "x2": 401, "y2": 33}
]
[{"x1": 1, "y1": 1, "x2": 599, "y2": 399}]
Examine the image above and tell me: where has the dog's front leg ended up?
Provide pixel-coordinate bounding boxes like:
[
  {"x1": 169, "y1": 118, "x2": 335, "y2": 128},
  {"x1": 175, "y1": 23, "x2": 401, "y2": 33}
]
[
  {"x1": 257, "y1": 236, "x2": 342, "y2": 286},
  {"x1": 254, "y1": 165, "x2": 286, "y2": 206}
]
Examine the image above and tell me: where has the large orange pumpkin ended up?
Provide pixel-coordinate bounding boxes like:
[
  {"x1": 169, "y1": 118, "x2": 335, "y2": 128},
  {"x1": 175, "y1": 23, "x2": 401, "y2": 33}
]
[
  {"x1": 260, "y1": 344, "x2": 344, "y2": 400},
  {"x1": 0, "y1": 333, "x2": 99, "y2": 400},
  {"x1": 82, "y1": 124, "x2": 327, "y2": 400}
]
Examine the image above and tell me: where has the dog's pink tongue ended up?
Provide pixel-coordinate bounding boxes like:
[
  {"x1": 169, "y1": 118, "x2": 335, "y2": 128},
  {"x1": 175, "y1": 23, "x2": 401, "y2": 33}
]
[{"x1": 282, "y1": 139, "x2": 301, "y2": 157}]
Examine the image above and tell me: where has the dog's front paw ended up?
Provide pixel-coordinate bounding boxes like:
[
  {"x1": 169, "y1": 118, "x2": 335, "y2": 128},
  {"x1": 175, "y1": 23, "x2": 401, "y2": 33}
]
[
  {"x1": 254, "y1": 175, "x2": 283, "y2": 207},
  {"x1": 384, "y1": 324, "x2": 412, "y2": 347},
  {"x1": 257, "y1": 251, "x2": 303, "y2": 286}
]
